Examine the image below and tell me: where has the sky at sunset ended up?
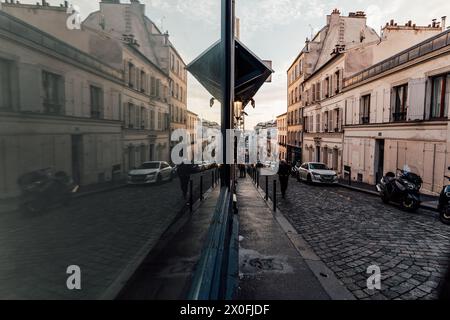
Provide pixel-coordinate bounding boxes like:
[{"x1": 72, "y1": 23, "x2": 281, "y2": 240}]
[{"x1": 20, "y1": 0, "x2": 450, "y2": 128}]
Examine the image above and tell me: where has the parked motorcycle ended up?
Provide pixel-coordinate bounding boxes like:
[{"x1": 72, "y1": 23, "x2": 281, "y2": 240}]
[
  {"x1": 376, "y1": 167, "x2": 423, "y2": 212},
  {"x1": 17, "y1": 168, "x2": 79, "y2": 213},
  {"x1": 438, "y1": 168, "x2": 450, "y2": 225}
]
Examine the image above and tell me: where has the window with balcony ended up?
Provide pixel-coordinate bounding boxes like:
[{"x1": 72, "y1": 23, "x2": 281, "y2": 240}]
[
  {"x1": 0, "y1": 59, "x2": 12, "y2": 110},
  {"x1": 360, "y1": 94, "x2": 371, "y2": 124},
  {"x1": 392, "y1": 84, "x2": 408, "y2": 121},
  {"x1": 42, "y1": 71, "x2": 64, "y2": 114},
  {"x1": 430, "y1": 73, "x2": 450, "y2": 119},
  {"x1": 90, "y1": 85, "x2": 103, "y2": 119},
  {"x1": 127, "y1": 103, "x2": 135, "y2": 128},
  {"x1": 140, "y1": 70, "x2": 146, "y2": 93}
]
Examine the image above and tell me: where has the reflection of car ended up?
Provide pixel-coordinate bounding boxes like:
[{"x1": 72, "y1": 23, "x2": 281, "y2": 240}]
[
  {"x1": 127, "y1": 161, "x2": 173, "y2": 185},
  {"x1": 297, "y1": 162, "x2": 338, "y2": 184}
]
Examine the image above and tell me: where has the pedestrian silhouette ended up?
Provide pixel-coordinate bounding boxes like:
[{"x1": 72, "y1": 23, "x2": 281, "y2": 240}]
[
  {"x1": 177, "y1": 160, "x2": 192, "y2": 200},
  {"x1": 278, "y1": 159, "x2": 291, "y2": 199}
]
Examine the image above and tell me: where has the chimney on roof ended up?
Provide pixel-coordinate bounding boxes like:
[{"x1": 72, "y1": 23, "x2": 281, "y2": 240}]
[
  {"x1": 442, "y1": 16, "x2": 447, "y2": 31},
  {"x1": 432, "y1": 19, "x2": 437, "y2": 28}
]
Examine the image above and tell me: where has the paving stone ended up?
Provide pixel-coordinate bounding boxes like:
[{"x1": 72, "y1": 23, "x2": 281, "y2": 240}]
[{"x1": 273, "y1": 177, "x2": 450, "y2": 301}]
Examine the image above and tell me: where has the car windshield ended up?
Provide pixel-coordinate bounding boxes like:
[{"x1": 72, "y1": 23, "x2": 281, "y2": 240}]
[
  {"x1": 309, "y1": 163, "x2": 329, "y2": 170},
  {"x1": 139, "y1": 163, "x2": 160, "y2": 169}
]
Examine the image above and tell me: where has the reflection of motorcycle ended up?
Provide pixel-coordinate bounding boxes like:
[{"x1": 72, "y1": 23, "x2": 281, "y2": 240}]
[
  {"x1": 18, "y1": 168, "x2": 79, "y2": 213},
  {"x1": 376, "y1": 168, "x2": 423, "y2": 212},
  {"x1": 438, "y1": 168, "x2": 450, "y2": 225}
]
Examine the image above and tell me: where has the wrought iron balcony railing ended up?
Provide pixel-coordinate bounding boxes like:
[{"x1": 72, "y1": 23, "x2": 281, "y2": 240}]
[{"x1": 344, "y1": 29, "x2": 450, "y2": 88}]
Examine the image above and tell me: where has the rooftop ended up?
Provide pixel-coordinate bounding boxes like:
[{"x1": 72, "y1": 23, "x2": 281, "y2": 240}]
[{"x1": 344, "y1": 28, "x2": 450, "y2": 89}]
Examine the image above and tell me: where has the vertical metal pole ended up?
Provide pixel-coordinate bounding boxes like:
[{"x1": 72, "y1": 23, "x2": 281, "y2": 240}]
[
  {"x1": 256, "y1": 170, "x2": 259, "y2": 188},
  {"x1": 212, "y1": 170, "x2": 215, "y2": 188},
  {"x1": 220, "y1": 0, "x2": 235, "y2": 189},
  {"x1": 348, "y1": 168, "x2": 351, "y2": 186},
  {"x1": 273, "y1": 180, "x2": 277, "y2": 212},
  {"x1": 190, "y1": 179, "x2": 193, "y2": 212},
  {"x1": 265, "y1": 176, "x2": 269, "y2": 201},
  {"x1": 200, "y1": 175, "x2": 204, "y2": 200}
]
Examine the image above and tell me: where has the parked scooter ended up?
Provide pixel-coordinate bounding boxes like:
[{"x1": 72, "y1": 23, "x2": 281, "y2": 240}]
[
  {"x1": 376, "y1": 167, "x2": 423, "y2": 212},
  {"x1": 438, "y1": 167, "x2": 450, "y2": 225},
  {"x1": 17, "y1": 168, "x2": 79, "y2": 213}
]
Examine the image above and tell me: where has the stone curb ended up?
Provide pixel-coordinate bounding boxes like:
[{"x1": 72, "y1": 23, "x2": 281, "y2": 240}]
[
  {"x1": 251, "y1": 180, "x2": 356, "y2": 300},
  {"x1": 338, "y1": 183, "x2": 438, "y2": 212}
]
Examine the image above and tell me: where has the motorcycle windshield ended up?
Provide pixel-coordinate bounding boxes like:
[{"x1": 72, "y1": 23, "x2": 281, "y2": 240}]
[{"x1": 401, "y1": 165, "x2": 423, "y2": 185}]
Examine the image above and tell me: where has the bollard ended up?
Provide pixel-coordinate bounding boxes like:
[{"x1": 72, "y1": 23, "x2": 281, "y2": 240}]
[
  {"x1": 200, "y1": 175, "x2": 204, "y2": 200},
  {"x1": 256, "y1": 170, "x2": 259, "y2": 188},
  {"x1": 348, "y1": 168, "x2": 351, "y2": 186},
  {"x1": 265, "y1": 176, "x2": 269, "y2": 201},
  {"x1": 189, "y1": 179, "x2": 193, "y2": 212},
  {"x1": 273, "y1": 180, "x2": 277, "y2": 212},
  {"x1": 212, "y1": 170, "x2": 215, "y2": 188}
]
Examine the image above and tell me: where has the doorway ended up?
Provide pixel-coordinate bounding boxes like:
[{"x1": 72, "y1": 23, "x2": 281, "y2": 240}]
[
  {"x1": 316, "y1": 146, "x2": 321, "y2": 162},
  {"x1": 71, "y1": 135, "x2": 82, "y2": 185},
  {"x1": 375, "y1": 139, "x2": 385, "y2": 183}
]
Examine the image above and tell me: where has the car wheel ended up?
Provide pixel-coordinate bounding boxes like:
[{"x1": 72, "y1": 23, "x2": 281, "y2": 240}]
[
  {"x1": 157, "y1": 174, "x2": 162, "y2": 184},
  {"x1": 440, "y1": 206, "x2": 450, "y2": 225},
  {"x1": 307, "y1": 174, "x2": 312, "y2": 184}
]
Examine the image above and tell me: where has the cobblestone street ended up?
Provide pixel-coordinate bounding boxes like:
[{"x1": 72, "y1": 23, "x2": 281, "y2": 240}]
[
  {"x1": 257, "y1": 175, "x2": 450, "y2": 300},
  {"x1": 0, "y1": 171, "x2": 214, "y2": 299}
]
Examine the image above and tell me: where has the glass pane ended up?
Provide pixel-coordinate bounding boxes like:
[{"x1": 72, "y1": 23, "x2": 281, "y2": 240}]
[
  {"x1": 432, "y1": 77, "x2": 443, "y2": 118},
  {"x1": 0, "y1": 0, "x2": 221, "y2": 300}
]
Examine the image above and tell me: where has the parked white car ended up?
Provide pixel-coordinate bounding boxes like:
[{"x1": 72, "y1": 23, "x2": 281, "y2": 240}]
[
  {"x1": 127, "y1": 161, "x2": 173, "y2": 185},
  {"x1": 297, "y1": 162, "x2": 338, "y2": 184}
]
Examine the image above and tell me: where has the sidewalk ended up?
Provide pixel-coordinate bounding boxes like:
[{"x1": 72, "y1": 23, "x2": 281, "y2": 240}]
[
  {"x1": 0, "y1": 180, "x2": 127, "y2": 214},
  {"x1": 236, "y1": 177, "x2": 354, "y2": 300},
  {"x1": 118, "y1": 186, "x2": 221, "y2": 299},
  {"x1": 338, "y1": 179, "x2": 439, "y2": 211}
]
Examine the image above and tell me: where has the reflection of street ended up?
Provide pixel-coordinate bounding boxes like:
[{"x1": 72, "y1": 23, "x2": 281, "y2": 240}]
[
  {"x1": 0, "y1": 171, "x2": 213, "y2": 299},
  {"x1": 258, "y1": 176, "x2": 450, "y2": 300}
]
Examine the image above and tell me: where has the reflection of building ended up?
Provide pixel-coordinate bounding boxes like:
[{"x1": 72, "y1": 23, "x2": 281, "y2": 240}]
[
  {"x1": 276, "y1": 113, "x2": 287, "y2": 161},
  {"x1": 0, "y1": 1, "x2": 188, "y2": 197},
  {"x1": 0, "y1": 9, "x2": 122, "y2": 198},
  {"x1": 187, "y1": 110, "x2": 199, "y2": 159}
]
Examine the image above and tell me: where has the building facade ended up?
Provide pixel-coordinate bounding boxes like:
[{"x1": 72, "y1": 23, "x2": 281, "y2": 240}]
[
  {"x1": 287, "y1": 9, "x2": 444, "y2": 178},
  {"x1": 0, "y1": 0, "x2": 191, "y2": 198},
  {"x1": 0, "y1": 10, "x2": 123, "y2": 198},
  {"x1": 276, "y1": 113, "x2": 287, "y2": 161},
  {"x1": 342, "y1": 28, "x2": 450, "y2": 195}
]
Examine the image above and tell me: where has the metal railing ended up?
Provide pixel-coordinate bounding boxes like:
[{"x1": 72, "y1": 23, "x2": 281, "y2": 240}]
[
  {"x1": 344, "y1": 29, "x2": 450, "y2": 88},
  {"x1": 186, "y1": 185, "x2": 238, "y2": 300}
]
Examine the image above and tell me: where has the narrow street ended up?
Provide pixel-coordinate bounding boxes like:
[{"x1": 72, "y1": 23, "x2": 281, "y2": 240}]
[
  {"x1": 0, "y1": 171, "x2": 213, "y2": 299},
  {"x1": 256, "y1": 175, "x2": 450, "y2": 299}
]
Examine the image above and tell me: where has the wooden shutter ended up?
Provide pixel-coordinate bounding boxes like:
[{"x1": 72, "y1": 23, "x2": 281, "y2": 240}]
[
  {"x1": 123, "y1": 102, "x2": 129, "y2": 127},
  {"x1": 123, "y1": 60, "x2": 129, "y2": 85},
  {"x1": 407, "y1": 78, "x2": 426, "y2": 121}
]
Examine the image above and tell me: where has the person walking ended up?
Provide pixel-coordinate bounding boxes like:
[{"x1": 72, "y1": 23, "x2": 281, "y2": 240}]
[
  {"x1": 177, "y1": 160, "x2": 192, "y2": 200},
  {"x1": 278, "y1": 159, "x2": 291, "y2": 199}
]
